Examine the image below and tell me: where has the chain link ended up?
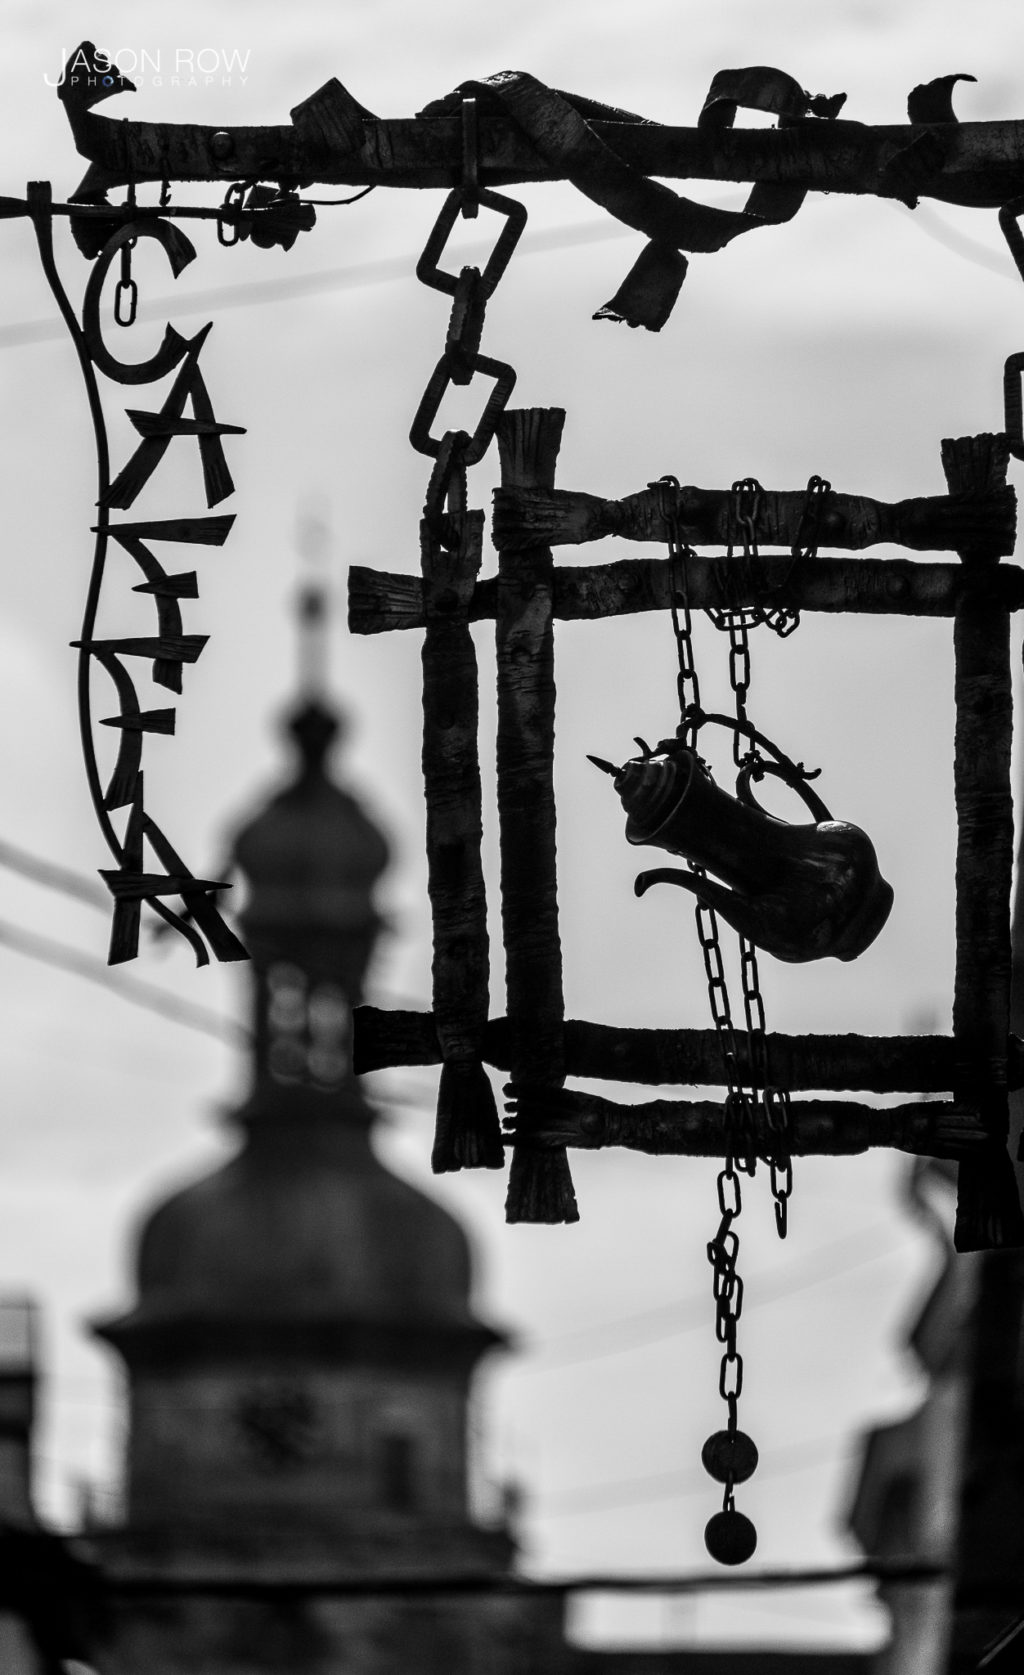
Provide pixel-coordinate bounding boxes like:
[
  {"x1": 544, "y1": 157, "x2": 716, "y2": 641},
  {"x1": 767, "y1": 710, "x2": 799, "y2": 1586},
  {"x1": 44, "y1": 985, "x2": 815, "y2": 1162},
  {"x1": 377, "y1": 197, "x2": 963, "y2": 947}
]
[
  {"x1": 707, "y1": 474, "x2": 830, "y2": 645},
  {"x1": 113, "y1": 184, "x2": 139, "y2": 328},
  {"x1": 651, "y1": 475, "x2": 703, "y2": 748},
  {"x1": 216, "y1": 180, "x2": 248, "y2": 247},
  {"x1": 727, "y1": 617, "x2": 751, "y2": 766},
  {"x1": 765, "y1": 1084, "x2": 794, "y2": 1237},
  {"x1": 114, "y1": 235, "x2": 138, "y2": 327},
  {"x1": 410, "y1": 141, "x2": 526, "y2": 520},
  {"x1": 791, "y1": 474, "x2": 832, "y2": 562},
  {"x1": 423, "y1": 429, "x2": 470, "y2": 546},
  {"x1": 707, "y1": 1156, "x2": 744, "y2": 1464}
]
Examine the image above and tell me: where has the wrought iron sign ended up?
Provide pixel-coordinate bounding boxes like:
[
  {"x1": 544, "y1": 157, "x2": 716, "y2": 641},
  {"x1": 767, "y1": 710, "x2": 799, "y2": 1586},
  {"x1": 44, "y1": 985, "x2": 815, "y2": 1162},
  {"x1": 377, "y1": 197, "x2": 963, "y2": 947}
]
[
  {"x1": 19, "y1": 184, "x2": 248, "y2": 967},
  {"x1": 12, "y1": 38, "x2": 1024, "y2": 1566},
  {"x1": 1, "y1": 50, "x2": 325, "y2": 967}
]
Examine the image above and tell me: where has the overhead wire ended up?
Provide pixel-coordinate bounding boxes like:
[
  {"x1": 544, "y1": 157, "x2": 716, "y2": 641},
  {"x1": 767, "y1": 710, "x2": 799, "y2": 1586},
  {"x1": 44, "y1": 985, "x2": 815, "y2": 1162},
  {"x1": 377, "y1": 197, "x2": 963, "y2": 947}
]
[
  {"x1": 0, "y1": 193, "x2": 1013, "y2": 353},
  {"x1": 895, "y1": 198, "x2": 1016, "y2": 281},
  {"x1": 541, "y1": 1432, "x2": 858, "y2": 1516},
  {"x1": 0, "y1": 836, "x2": 429, "y2": 1046},
  {"x1": 0, "y1": 834, "x2": 109, "y2": 911},
  {"x1": 517, "y1": 1222, "x2": 922, "y2": 1370},
  {"x1": 0, "y1": 916, "x2": 247, "y2": 1046},
  {"x1": 0, "y1": 833, "x2": 246, "y2": 1040},
  {"x1": 0, "y1": 216, "x2": 634, "y2": 349}
]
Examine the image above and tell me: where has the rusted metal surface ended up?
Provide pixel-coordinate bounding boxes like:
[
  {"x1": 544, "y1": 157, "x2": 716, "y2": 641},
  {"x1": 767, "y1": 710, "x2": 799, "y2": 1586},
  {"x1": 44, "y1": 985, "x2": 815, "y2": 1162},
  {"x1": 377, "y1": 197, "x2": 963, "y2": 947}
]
[
  {"x1": 494, "y1": 410, "x2": 577, "y2": 1223},
  {"x1": 944, "y1": 435, "x2": 1024, "y2": 1249},
  {"x1": 502, "y1": 1084, "x2": 989, "y2": 1160},
  {"x1": 63, "y1": 111, "x2": 1024, "y2": 202},
  {"x1": 419, "y1": 510, "x2": 503, "y2": 1171},
  {"x1": 349, "y1": 455, "x2": 1022, "y2": 641},
  {"x1": 353, "y1": 1007, "x2": 1024, "y2": 1094},
  {"x1": 491, "y1": 480, "x2": 1017, "y2": 556},
  {"x1": 56, "y1": 47, "x2": 1024, "y2": 210},
  {"x1": 349, "y1": 552, "x2": 1024, "y2": 636}
]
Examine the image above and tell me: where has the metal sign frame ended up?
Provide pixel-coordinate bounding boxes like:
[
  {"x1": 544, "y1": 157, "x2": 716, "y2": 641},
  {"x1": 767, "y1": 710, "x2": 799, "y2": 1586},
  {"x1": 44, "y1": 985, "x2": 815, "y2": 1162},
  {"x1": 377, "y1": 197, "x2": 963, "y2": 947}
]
[{"x1": 350, "y1": 422, "x2": 1024, "y2": 1252}]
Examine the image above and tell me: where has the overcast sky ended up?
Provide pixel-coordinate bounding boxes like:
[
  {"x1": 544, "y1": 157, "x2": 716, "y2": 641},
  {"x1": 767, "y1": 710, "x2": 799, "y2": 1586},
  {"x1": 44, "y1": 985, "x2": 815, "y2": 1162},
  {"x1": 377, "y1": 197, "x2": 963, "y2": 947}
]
[{"x1": 3, "y1": 0, "x2": 1024, "y2": 1654}]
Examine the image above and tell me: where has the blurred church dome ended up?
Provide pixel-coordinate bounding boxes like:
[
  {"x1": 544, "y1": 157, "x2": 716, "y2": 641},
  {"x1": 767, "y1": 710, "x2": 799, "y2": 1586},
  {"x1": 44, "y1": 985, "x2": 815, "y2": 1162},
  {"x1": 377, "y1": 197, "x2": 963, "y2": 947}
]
[{"x1": 118, "y1": 1128, "x2": 483, "y2": 1338}]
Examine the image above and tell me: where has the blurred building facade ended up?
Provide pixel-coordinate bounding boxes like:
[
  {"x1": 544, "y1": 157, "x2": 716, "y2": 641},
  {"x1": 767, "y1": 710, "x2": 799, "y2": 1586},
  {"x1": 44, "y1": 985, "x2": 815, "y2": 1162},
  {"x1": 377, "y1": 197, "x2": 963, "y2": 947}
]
[
  {"x1": 0, "y1": 646, "x2": 880, "y2": 1671},
  {"x1": 82, "y1": 687, "x2": 571, "y2": 1673},
  {"x1": 849, "y1": 1163, "x2": 1024, "y2": 1674}
]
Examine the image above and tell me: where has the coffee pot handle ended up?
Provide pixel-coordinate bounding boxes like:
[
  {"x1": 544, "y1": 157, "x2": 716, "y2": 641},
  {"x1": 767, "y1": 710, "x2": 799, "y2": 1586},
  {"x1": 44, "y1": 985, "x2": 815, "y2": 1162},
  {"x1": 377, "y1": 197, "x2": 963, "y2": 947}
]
[{"x1": 735, "y1": 759, "x2": 833, "y2": 824}]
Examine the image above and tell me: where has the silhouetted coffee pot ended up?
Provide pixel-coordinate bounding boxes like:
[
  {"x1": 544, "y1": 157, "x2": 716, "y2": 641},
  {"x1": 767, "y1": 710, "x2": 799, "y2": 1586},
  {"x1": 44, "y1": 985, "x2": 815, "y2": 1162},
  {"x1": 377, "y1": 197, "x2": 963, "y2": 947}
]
[{"x1": 589, "y1": 743, "x2": 892, "y2": 963}]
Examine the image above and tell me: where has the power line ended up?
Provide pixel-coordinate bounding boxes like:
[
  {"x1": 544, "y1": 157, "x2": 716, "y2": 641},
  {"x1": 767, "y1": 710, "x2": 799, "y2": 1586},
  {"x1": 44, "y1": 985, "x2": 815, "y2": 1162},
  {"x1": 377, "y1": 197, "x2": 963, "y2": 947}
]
[
  {"x1": 896, "y1": 199, "x2": 1016, "y2": 281},
  {"x1": 0, "y1": 836, "x2": 430, "y2": 1052},
  {"x1": 518, "y1": 1222, "x2": 917, "y2": 1371},
  {"x1": 540, "y1": 1434, "x2": 857, "y2": 1517},
  {"x1": 1, "y1": 198, "x2": 1012, "y2": 352},
  {"x1": 0, "y1": 916, "x2": 246, "y2": 1046},
  {"x1": 0, "y1": 835, "x2": 246, "y2": 1042},
  {"x1": 0, "y1": 218, "x2": 632, "y2": 348},
  {"x1": 0, "y1": 835, "x2": 109, "y2": 911}
]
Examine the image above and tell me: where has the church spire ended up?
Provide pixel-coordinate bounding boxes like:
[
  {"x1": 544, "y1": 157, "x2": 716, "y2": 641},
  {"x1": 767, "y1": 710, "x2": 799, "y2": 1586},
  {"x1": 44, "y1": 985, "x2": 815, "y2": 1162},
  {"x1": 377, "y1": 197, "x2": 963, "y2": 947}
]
[
  {"x1": 228, "y1": 510, "x2": 389, "y2": 1099},
  {"x1": 295, "y1": 503, "x2": 332, "y2": 704}
]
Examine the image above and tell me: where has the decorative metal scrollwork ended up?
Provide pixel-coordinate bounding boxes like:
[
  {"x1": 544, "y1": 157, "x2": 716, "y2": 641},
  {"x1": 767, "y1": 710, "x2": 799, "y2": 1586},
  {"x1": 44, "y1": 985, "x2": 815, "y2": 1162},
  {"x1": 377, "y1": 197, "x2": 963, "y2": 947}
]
[{"x1": 26, "y1": 182, "x2": 247, "y2": 966}]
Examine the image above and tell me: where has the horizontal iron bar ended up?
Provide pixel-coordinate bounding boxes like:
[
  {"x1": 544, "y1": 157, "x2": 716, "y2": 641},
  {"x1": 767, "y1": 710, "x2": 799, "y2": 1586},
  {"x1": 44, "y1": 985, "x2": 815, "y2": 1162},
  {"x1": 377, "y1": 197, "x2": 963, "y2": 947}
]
[
  {"x1": 64, "y1": 105, "x2": 1024, "y2": 205},
  {"x1": 348, "y1": 552, "x2": 1024, "y2": 634},
  {"x1": 502, "y1": 1086, "x2": 987, "y2": 1160},
  {"x1": 353, "y1": 1008, "x2": 1024, "y2": 1093},
  {"x1": 492, "y1": 482, "x2": 1017, "y2": 556}
]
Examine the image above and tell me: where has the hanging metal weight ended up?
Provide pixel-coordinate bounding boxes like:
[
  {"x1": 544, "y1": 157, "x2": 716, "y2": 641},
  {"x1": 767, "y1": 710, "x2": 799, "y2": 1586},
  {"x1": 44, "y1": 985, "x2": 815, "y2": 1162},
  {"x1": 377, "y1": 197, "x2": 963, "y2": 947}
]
[
  {"x1": 705, "y1": 1507, "x2": 759, "y2": 1566},
  {"x1": 701, "y1": 1159, "x2": 759, "y2": 1562},
  {"x1": 702, "y1": 1429, "x2": 759, "y2": 1485}
]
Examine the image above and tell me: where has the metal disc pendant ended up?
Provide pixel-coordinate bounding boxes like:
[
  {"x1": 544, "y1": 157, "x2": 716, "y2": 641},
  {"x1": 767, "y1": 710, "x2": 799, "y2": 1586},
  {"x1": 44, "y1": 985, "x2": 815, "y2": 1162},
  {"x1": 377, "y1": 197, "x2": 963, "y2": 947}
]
[
  {"x1": 701, "y1": 1429, "x2": 758, "y2": 1485},
  {"x1": 704, "y1": 1508, "x2": 758, "y2": 1566}
]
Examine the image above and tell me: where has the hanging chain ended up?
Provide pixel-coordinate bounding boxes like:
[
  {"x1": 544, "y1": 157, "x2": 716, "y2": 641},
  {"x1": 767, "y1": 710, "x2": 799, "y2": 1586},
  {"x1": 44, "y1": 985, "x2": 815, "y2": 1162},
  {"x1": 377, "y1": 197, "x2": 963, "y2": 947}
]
[
  {"x1": 655, "y1": 476, "x2": 702, "y2": 748},
  {"x1": 114, "y1": 183, "x2": 138, "y2": 327},
  {"x1": 657, "y1": 472, "x2": 795, "y2": 1205},
  {"x1": 216, "y1": 179, "x2": 249, "y2": 247},
  {"x1": 114, "y1": 235, "x2": 137, "y2": 327},
  {"x1": 411, "y1": 99, "x2": 525, "y2": 537},
  {"x1": 740, "y1": 934, "x2": 793, "y2": 1238},
  {"x1": 650, "y1": 470, "x2": 829, "y2": 1561},
  {"x1": 791, "y1": 473, "x2": 831, "y2": 562},
  {"x1": 707, "y1": 1159, "x2": 745, "y2": 1434}
]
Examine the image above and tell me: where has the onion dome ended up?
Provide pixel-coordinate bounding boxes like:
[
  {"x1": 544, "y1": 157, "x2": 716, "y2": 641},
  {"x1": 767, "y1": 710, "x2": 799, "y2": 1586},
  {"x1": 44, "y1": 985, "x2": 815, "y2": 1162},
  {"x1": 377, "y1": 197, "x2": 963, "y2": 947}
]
[{"x1": 95, "y1": 1116, "x2": 499, "y2": 1364}]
